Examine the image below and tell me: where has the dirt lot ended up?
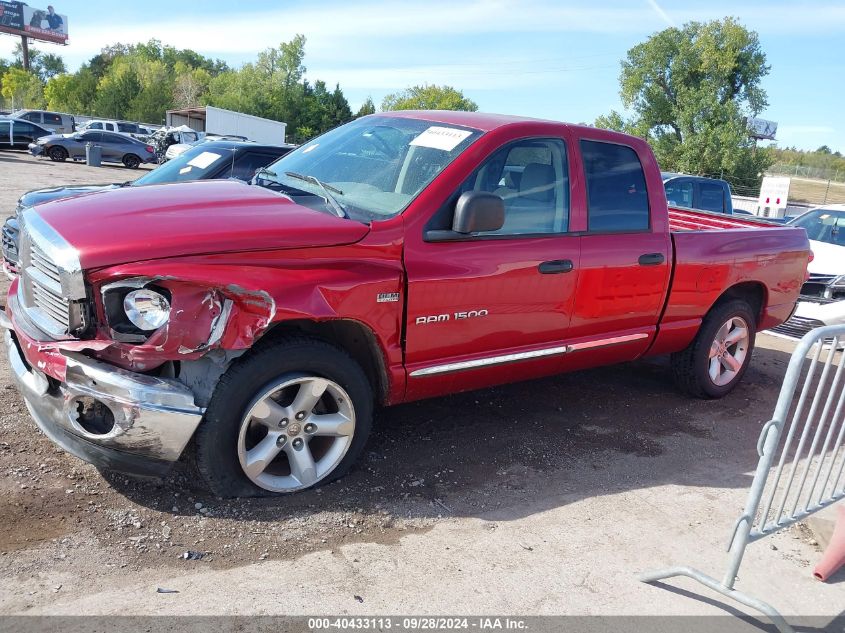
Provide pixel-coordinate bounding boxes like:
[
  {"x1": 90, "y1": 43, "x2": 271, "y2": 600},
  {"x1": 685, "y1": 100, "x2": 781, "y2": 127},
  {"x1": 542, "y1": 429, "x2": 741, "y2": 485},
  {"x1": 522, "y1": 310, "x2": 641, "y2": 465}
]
[{"x1": 0, "y1": 150, "x2": 842, "y2": 625}]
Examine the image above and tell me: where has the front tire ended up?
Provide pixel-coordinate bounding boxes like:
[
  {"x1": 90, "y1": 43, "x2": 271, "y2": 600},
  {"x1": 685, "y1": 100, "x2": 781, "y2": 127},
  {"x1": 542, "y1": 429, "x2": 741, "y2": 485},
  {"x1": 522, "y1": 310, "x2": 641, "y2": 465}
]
[
  {"x1": 671, "y1": 299, "x2": 756, "y2": 399},
  {"x1": 48, "y1": 146, "x2": 67, "y2": 162},
  {"x1": 195, "y1": 337, "x2": 373, "y2": 497}
]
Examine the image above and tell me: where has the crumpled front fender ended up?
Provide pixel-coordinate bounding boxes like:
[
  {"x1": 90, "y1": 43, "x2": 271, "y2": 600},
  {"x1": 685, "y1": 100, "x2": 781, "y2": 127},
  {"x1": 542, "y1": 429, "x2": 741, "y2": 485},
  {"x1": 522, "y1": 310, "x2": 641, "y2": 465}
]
[{"x1": 89, "y1": 276, "x2": 276, "y2": 372}]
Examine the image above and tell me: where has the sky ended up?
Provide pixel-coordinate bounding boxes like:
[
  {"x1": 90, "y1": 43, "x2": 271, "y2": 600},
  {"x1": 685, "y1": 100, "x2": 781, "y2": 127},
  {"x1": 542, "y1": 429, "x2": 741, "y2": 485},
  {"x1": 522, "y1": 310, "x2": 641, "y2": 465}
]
[{"x1": 2, "y1": 0, "x2": 843, "y2": 151}]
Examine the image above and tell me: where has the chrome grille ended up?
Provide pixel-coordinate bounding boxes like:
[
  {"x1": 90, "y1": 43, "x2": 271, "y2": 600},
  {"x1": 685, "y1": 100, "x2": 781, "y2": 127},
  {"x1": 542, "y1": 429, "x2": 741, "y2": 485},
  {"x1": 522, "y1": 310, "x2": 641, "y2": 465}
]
[
  {"x1": 31, "y1": 240, "x2": 62, "y2": 284},
  {"x1": 770, "y1": 315, "x2": 826, "y2": 340},
  {"x1": 1, "y1": 219, "x2": 19, "y2": 266},
  {"x1": 17, "y1": 209, "x2": 85, "y2": 338}
]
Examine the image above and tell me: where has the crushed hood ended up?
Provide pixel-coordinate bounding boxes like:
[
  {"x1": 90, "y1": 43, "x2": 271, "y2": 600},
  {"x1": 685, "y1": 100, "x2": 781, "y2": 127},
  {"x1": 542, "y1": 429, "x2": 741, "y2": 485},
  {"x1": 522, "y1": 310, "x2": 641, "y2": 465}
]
[
  {"x1": 19, "y1": 183, "x2": 118, "y2": 210},
  {"x1": 29, "y1": 180, "x2": 370, "y2": 270}
]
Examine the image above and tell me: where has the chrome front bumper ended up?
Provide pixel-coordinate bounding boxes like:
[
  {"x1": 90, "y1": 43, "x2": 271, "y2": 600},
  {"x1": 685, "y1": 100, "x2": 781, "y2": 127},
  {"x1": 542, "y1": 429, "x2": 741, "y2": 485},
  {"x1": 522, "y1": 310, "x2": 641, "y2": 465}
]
[{"x1": 2, "y1": 315, "x2": 204, "y2": 476}]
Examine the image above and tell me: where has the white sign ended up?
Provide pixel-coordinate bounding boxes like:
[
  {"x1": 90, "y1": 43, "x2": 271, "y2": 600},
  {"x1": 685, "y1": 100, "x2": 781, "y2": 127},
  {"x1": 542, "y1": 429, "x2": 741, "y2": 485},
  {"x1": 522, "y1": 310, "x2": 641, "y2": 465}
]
[
  {"x1": 186, "y1": 151, "x2": 222, "y2": 169},
  {"x1": 747, "y1": 117, "x2": 778, "y2": 140},
  {"x1": 410, "y1": 126, "x2": 472, "y2": 152},
  {"x1": 757, "y1": 176, "x2": 791, "y2": 218}
]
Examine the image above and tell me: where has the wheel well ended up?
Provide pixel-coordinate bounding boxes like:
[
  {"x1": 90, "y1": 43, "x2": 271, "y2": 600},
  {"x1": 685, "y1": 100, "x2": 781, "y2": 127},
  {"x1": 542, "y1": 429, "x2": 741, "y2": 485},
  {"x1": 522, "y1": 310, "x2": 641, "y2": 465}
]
[
  {"x1": 260, "y1": 319, "x2": 389, "y2": 404},
  {"x1": 714, "y1": 282, "x2": 767, "y2": 325}
]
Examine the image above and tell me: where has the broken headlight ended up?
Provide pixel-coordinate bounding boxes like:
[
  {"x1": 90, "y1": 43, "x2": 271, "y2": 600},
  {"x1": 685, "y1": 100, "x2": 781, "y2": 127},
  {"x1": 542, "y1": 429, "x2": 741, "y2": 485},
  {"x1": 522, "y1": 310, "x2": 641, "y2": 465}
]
[
  {"x1": 102, "y1": 282, "x2": 171, "y2": 342},
  {"x1": 124, "y1": 289, "x2": 171, "y2": 330}
]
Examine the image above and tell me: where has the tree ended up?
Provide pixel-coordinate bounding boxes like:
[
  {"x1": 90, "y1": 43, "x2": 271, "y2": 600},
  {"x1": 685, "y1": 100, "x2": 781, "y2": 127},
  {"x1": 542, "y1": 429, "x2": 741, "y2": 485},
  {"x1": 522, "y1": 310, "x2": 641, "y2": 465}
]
[
  {"x1": 11, "y1": 43, "x2": 66, "y2": 80},
  {"x1": 381, "y1": 84, "x2": 477, "y2": 111},
  {"x1": 356, "y1": 96, "x2": 376, "y2": 117},
  {"x1": 596, "y1": 18, "x2": 772, "y2": 184},
  {"x1": 1, "y1": 68, "x2": 44, "y2": 109},
  {"x1": 173, "y1": 65, "x2": 211, "y2": 108}
]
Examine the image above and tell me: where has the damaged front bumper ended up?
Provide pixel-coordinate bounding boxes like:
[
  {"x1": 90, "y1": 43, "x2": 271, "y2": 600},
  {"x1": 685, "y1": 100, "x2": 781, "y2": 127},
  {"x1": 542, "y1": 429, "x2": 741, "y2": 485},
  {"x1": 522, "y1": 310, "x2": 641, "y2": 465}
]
[{"x1": 1, "y1": 310, "x2": 204, "y2": 477}]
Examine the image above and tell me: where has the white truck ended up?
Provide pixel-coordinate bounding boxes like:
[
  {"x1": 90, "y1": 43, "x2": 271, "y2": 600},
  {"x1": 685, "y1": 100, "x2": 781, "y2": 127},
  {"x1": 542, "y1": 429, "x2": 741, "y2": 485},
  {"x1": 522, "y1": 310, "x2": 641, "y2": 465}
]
[{"x1": 165, "y1": 106, "x2": 286, "y2": 145}]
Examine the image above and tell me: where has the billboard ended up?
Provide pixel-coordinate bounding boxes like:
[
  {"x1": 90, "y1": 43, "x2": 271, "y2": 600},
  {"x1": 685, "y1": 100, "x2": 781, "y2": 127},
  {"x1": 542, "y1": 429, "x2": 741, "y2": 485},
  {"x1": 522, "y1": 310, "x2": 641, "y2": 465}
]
[
  {"x1": 0, "y1": 2, "x2": 68, "y2": 44},
  {"x1": 746, "y1": 117, "x2": 777, "y2": 140}
]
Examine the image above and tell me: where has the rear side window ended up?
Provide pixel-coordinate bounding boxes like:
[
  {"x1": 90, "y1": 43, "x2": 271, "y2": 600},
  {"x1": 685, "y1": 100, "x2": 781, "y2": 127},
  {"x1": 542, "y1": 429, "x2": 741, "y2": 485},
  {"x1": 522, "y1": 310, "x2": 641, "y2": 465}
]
[
  {"x1": 698, "y1": 183, "x2": 725, "y2": 213},
  {"x1": 44, "y1": 113, "x2": 62, "y2": 125},
  {"x1": 581, "y1": 140, "x2": 649, "y2": 232}
]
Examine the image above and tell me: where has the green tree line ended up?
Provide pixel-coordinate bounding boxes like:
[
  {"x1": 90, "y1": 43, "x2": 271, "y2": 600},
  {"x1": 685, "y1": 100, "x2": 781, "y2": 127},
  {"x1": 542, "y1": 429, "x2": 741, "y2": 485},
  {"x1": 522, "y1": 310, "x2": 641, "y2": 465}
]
[
  {"x1": 1, "y1": 34, "x2": 480, "y2": 144},
  {"x1": 1, "y1": 36, "x2": 372, "y2": 143}
]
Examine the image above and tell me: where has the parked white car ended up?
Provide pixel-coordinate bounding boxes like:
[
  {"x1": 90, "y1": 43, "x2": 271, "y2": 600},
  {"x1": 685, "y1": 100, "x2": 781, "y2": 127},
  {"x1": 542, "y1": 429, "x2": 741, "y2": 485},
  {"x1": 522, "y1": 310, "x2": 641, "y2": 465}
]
[{"x1": 771, "y1": 204, "x2": 845, "y2": 339}]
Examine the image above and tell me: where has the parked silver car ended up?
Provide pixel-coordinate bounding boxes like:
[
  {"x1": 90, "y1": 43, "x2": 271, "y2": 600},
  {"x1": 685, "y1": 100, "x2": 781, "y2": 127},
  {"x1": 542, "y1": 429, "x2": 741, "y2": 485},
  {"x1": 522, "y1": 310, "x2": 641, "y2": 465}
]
[
  {"x1": 9, "y1": 109, "x2": 75, "y2": 134},
  {"x1": 30, "y1": 130, "x2": 157, "y2": 168}
]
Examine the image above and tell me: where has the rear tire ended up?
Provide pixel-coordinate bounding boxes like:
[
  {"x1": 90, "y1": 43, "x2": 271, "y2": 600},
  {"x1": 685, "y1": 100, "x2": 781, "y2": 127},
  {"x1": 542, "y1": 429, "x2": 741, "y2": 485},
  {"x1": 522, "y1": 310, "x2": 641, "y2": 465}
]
[
  {"x1": 48, "y1": 146, "x2": 67, "y2": 162},
  {"x1": 122, "y1": 154, "x2": 141, "y2": 169},
  {"x1": 671, "y1": 299, "x2": 757, "y2": 399},
  {"x1": 195, "y1": 336, "x2": 373, "y2": 497}
]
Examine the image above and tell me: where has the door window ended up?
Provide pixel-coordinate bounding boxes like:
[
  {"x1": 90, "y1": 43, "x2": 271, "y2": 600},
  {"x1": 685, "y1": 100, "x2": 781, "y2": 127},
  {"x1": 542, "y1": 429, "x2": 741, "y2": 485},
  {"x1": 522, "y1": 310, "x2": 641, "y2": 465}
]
[
  {"x1": 22, "y1": 112, "x2": 41, "y2": 123},
  {"x1": 453, "y1": 138, "x2": 569, "y2": 235},
  {"x1": 80, "y1": 131, "x2": 103, "y2": 142},
  {"x1": 229, "y1": 152, "x2": 280, "y2": 181},
  {"x1": 88, "y1": 122, "x2": 103, "y2": 130},
  {"x1": 0, "y1": 121, "x2": 10, "y2": 142},
  {"x1": 581, "y1": 140, "x2": 649, "y2": 232},
  {"x1": 44, "y1": 113, "x2": 62, "y2": 126},
  {"x1": 664, "y1": 179, "x2": 693, "y2": 208}
]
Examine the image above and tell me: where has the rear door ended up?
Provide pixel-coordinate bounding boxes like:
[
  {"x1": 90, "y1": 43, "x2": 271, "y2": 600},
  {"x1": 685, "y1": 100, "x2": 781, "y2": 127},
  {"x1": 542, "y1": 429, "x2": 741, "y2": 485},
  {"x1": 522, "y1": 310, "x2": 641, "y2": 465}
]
[
  {"x1": 102, "y1": 132, "x2": 133, "y2": 161},
  {"x1": 0, "y1": 120, "x2": 10, "y2": 147},
  {"x1": 11, "y1": 121, "x2": 42, "y2": 147},
  {"x1": 404, "y1": 136, "x2": 581, "y2": 396},
  {"x1": 568, "y1": 138, "x2": 672, "y2": 359}
]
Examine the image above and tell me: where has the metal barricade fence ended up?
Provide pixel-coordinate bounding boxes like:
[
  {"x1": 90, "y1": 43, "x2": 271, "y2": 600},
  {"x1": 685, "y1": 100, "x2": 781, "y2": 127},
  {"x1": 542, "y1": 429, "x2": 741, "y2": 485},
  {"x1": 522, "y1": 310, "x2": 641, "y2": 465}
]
[{"x1": 641, "y1": 324, "x2": 845, "y2": 633}]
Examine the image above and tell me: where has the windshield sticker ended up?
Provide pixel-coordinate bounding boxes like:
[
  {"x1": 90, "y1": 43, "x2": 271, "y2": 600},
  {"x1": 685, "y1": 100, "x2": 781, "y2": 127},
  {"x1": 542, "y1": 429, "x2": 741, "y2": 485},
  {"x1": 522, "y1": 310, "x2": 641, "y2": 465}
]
[
  {"x1": 186, "y1": 151, "x2": 222, "y2": 169},
  {"x1": 410, "y1": 126, "x2": 473, "y2": 152}
]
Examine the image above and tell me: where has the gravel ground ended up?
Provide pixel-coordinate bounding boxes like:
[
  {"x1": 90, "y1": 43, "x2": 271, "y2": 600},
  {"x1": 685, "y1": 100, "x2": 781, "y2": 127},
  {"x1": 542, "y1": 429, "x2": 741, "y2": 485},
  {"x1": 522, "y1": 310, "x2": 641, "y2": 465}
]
[{"x1": 0, "y1": 149, "x2": 841, "y2": 622}]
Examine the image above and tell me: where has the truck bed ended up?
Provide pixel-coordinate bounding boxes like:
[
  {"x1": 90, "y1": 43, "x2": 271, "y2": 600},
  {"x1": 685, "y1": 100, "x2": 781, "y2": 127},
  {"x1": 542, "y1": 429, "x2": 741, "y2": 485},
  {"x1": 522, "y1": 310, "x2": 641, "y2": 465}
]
[{"x1": 668, "y1": 206, "x2": 781, "y2": 232}]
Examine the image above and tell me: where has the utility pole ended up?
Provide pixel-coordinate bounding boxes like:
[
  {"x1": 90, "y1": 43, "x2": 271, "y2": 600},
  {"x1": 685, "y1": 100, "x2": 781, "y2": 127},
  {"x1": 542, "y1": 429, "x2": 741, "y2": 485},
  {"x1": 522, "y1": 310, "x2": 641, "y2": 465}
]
[{"x1": 20, "y1": 35, "x2": 29, "y2": 71}]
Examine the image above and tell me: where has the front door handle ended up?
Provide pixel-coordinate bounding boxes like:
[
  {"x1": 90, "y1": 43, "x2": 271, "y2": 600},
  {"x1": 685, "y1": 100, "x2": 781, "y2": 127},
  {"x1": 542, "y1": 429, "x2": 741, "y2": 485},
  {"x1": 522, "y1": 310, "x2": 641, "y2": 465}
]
[
  {"x1": 538, "y1": 259, "x2": 574, "y2": 274},
  {"x1": 638, "y1": 253, "x2": 665, "y2": 266}
]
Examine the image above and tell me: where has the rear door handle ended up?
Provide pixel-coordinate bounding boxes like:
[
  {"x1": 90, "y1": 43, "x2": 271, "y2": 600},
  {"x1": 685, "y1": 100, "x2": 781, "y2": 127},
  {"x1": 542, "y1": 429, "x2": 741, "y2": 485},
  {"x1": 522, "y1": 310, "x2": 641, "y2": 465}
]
[
  {"x1": 638, "y1": 253, "x2": 665, "y2": 266},
  {"x1": 538, "y1": 259, "x2": 574, "y2": 274}
]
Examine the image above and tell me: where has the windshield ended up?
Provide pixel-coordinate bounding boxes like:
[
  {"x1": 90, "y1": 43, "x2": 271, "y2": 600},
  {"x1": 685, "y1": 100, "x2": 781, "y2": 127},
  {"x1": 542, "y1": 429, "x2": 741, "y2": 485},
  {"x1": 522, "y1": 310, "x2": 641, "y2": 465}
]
[
  {"x1": 134, "y1": 144, "x2": 234, "y2": 185},
  {"x1": 790, "y1": 208, "x2": 845, "y2": 246},
  {"x1": 261, "y1": 116, "x2": 482, "y2": 222}
]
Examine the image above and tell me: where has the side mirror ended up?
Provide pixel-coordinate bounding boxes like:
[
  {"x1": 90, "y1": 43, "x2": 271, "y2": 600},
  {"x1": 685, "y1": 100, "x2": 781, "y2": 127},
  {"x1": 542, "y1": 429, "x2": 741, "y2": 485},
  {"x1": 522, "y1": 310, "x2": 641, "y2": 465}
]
[{"x1": 452, "y1": 191, "x2": 505, "y2": 234}]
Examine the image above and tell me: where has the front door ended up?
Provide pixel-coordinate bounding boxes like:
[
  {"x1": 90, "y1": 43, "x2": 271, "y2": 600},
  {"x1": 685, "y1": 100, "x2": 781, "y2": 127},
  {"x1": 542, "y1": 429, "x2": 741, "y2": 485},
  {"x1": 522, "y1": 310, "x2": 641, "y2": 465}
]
[{"x1": 404, "y1": 137, "x2": 581, "y2": 399}]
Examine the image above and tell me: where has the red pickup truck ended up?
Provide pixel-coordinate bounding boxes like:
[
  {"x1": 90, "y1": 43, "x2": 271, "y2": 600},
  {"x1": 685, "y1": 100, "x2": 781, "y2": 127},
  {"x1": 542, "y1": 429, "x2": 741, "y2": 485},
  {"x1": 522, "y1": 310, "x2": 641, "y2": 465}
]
[{"x1": 3, "y1": 111, "x2": 810, "y2": 496}]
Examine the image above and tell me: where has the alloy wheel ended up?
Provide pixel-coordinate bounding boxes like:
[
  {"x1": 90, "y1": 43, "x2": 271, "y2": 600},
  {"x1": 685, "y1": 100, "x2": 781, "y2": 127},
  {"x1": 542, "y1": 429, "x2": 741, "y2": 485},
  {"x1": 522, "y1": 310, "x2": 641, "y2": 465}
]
[
  {"x1": 236, "y1": 376, "x2": 355, "y2": 492},
  {"x1": 708, "y1": 316, "x2": 750, "y2": 387}
]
